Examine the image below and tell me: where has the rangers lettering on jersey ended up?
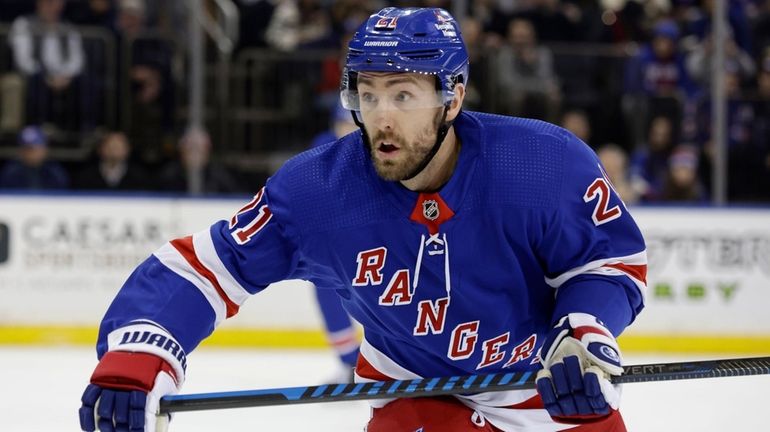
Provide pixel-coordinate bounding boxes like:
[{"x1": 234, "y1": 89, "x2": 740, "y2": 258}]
[{"x1": 353, "y1": 245, "x2": 545, "y2": 370}]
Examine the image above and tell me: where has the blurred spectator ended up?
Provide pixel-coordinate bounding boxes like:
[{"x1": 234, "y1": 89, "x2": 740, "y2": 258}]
[
  {"x1": 567, "y1": 0, "x2": 610, "y2": 43},
  {"x1": 74, "y1": 131, "x2": 151, "y2": 191},
  {"x1": 630, "y1": 115, "x2": 677, "y2": 201},
  {"x1": 0, "y1": 125, "x2": 69, "y2": 190},
  {"x1": 158, "y1": 128, "x2": 241, "y2": 195},
  {"x1": 493, "y1": 18, "x2": 560, "y2": 120},
  {"x1": 329, "y1": 0, "x2": 374, "y2": 44},
  {"x1": 143, "y1": 0, "x2": 188, "y2": 44},
  {"x1": 115, "y1": 0, "x2": 175, "y2": 164},
  {"x1": 755, "y1": 52, "x2": 770, "y2": 121},
  {"x1": 465, "y1": 0, "x2": 499, "y2": 30},
  {"x1": 265, "y1": 0, "x2": 334, "y2": 51},
  {"x1": 624, "y1": 19, "x2": 698, "y2": 99},
  {"x1": 752, "y1": 54, "x2": 770, "y2": 200},
  {"x1": 752, "y1": 54, "x2": 770, "y2": 201},
  {"x1": 64, "y1": 0, "x2": 116, "y2": 28},
  {"x1": 623, "y1": 19, "x2": 697, "y2": 148},
  {"x1": 597, "y1": 143, "x2": 639, "y2": 205},
  {"x1": 753, "y1": 0, "x2": 770, "y2": 59},
  {"x1": 670, "y1": 0, "x2": 703, "y2": 39},
  {"x1": 516, "y1": 0, "x2": 580, "y2": 43},
  {"x1": 314, "y1": 19, "x2": 360, "y2": 114},
  {"x1": 309, "y1": 101, "x2": 358, "y2": 149},
  {"x1": 8, "y1": 0, "x2": 86, "y2": 128},
  {"x1": 661, "y1": 144, "x2": 706, "y2": 202},
  {"x1": 686, "y1": 32, "x2": 756, "y2": 88},
  {"x1": 686, "y1": 0, "x2": 753, "y2": 53},
  {"x1": 459, "y1": 16, "x2": 488, "y2": 111},
  {"x1": 560, "y1": 108, "x2": 592, "y2": 146},
  {"x1": 539, "y1": 0, "x2": 604, "y2": 109},
  {"x1": 602, "y1": 0, "x2": 649, "y2": 44},
  {"x1": 234, "y1": 0, "x2": 277, "y2": 50},
  {"x1": 693, "y1": 61, "x2": 756, "y2": 200}
]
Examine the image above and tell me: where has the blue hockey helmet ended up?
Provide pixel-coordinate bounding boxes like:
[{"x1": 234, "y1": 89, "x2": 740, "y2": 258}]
[{"x1": 340, "y1": 7, "x2": 469, "y2": 111}]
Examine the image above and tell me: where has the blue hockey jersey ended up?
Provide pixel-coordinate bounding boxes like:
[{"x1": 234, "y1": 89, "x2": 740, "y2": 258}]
[{"x1": 97, "y1": 111, "x2": 646, "y2": 430}]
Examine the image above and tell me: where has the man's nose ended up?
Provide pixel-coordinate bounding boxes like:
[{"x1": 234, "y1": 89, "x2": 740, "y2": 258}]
[{"x1": 371, "y1": 106, "x2": 394, "y2": 130}]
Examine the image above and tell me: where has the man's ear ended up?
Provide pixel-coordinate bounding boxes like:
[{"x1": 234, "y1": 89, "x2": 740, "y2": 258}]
[{"x1": 446, "y1": 83, "x2": 465, "y2": 122}]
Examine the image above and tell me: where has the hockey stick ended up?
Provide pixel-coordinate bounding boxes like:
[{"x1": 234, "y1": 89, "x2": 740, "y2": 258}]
[{"x1": 158, "y1": 355, "x2": 770, "y2": 415}]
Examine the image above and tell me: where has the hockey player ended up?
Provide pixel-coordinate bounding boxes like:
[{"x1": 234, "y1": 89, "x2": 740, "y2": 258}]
[{"x1": 79, "y1": 7, "x2": 646, "y2": 432}]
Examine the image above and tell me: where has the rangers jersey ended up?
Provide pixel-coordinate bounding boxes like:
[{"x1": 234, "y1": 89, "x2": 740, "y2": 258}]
[{"x1": 97, "y1": 111, "x2": 647, "y2": 430}]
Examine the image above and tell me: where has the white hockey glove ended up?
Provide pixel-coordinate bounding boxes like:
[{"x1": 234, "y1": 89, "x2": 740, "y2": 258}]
[{"x1": 535, "y1": 313, "x2": 624, "y2": 422}]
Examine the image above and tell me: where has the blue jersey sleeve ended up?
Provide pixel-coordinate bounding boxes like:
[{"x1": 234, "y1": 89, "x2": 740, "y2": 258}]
[
  {"x1": 533, "y1": 133, "x2": 647, "y2": 336},
  {"x1": 96, "y1": 179, "x2": 305, "y2": 358}
]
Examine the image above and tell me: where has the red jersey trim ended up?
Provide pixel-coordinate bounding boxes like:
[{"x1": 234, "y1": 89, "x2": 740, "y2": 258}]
[
  {"x1": 170, "y1": 236, "x2": 240, "y2": 318},
  {"x1": 355, "y1": 353, "x2": 394, "y2": 381}
]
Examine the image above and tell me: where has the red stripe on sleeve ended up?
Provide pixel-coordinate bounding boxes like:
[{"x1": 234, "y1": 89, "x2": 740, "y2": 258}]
[
  {"x1": 604, "y1": 262, "x2": 647, "y2": 284},
  {"x1": 170, "y1": 236, "x2": 240, "y2": 318}
]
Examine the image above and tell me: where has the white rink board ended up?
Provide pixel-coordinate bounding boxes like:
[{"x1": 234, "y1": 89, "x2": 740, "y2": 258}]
[
  {"x1": 1, "y1": 195, "x2": 769, "y2": 335},
  {"x1": 627, "y1": 207, "x2": 770, "y2": 336}
]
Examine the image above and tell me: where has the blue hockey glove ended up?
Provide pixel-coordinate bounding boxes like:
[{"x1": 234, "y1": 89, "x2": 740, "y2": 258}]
[
  {"x1": 79, "y1": 351, "x2": 180, "y2": 432},
  {"x1": 535, "y1": 313, "x2": 624, "y2": 423}
]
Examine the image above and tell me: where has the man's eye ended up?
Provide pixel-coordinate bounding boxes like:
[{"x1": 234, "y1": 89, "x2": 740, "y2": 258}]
[
  {"x1": 361, "y1": 92, "x2": 376, "y2": 103},
  {"x1": 395, "y1": 91, "x2": 412, "y2": 102}
]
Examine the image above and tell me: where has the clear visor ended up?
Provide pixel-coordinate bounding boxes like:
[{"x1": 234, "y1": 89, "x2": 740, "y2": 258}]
[{"x1": 340, "y1": 88, "x2": 453, "y2": 112}]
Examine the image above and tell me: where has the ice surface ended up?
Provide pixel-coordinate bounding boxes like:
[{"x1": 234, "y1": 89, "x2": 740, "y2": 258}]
[{"x1": 4, "y1": 347, "x2": 768, "y2": 431}]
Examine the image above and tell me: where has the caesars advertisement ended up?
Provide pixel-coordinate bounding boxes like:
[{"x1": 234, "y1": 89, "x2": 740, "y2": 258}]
[
  {"x1": 0, "y1": 195, "x2": 316, "y2": 329},
  {"x1": 0, "y1": 195, "x2": 768, "y2": 335}
]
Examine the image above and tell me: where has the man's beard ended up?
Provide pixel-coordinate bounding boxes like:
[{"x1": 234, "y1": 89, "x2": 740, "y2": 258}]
[{"x1": 368, "y1": 110, "x2": 443, "y2": 181}]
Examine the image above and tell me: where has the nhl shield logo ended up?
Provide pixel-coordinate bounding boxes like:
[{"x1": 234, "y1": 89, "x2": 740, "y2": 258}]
[{"x1": 422, "y1": 200, "x2": 439, "y2": 221}]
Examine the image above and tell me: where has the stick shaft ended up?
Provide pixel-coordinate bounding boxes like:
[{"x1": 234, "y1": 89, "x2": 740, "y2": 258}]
[{"x1": 159, "y1": 356, "x2": 770, "y2": 414}]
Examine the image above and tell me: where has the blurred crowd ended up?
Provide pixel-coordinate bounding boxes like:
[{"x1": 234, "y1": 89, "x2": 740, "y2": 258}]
[{"x1": 0, "y1": 0, "x2": 768, "y2": 202}]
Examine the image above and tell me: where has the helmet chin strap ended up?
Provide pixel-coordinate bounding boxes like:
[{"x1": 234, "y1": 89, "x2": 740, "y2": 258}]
[{"x1": 351, "y1": 105, "x2": 455, "y2": 182}]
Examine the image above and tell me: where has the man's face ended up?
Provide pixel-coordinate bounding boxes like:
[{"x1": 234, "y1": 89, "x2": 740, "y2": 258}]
[
  {"x1": 649, "y1": 116, "x2": 672, "y2": 151},
  {"x1": 37, "y1": 0, "x2": 64, "y2": 23},
  {"x1": 508, "y1": 20, "x2": 535, "y2": 50},
  {"x1": 652, "y1": 36, "x2": 675, "y2": 60},
  {"x1": 20, "y1": 146, "x2": 47, "y2": 167},
  {"x1": 356, "y1": 72, "x2": 444, "y2": 181},
  {"x1": 99, "y1": 133, "x2": 130, "y2": 164}
]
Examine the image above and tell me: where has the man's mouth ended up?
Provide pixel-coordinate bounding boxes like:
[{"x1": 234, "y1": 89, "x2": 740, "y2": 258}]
[{"x1": 378, "y1": 142, "x2": 400, "y2": 154}]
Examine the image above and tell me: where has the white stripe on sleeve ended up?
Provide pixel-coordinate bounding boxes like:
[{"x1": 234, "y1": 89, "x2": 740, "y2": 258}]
[
  {"x1": 192, "y1": 230, "x2": 251, "y2": 305},
  {"x1": 153, "y1": 242, "x2": 227, "y2": 326}
]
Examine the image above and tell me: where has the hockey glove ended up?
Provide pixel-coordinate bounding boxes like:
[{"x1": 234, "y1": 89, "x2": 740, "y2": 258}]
[
  {"x1": 535, "y1": 313, "x2": 624, "y2": 423},
  {"x1": 79, "y1": 351, "x2": 179, "y2": 432}
]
